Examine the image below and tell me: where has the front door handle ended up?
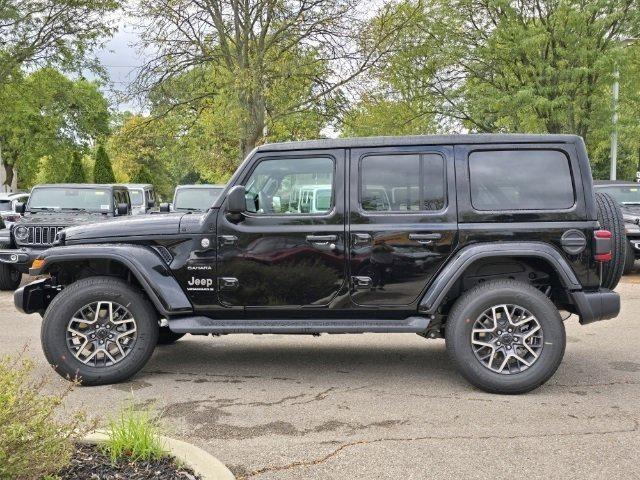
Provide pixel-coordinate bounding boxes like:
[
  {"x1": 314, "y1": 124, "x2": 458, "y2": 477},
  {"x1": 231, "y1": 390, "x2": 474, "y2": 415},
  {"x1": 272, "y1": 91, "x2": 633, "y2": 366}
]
[
  {"x1": 409, "y1": 233, "x2": 442, "y2": 245},
  {"x1": 306, "y1": 234, "x2": 338, "y2": 244},
  {"x1": 218, "y1": 277, "x2": 239, "y2": 290}
]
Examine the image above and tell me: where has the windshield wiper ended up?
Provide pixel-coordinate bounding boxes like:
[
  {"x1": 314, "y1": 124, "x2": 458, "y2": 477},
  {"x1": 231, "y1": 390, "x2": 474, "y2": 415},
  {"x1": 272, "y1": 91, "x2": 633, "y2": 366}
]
[{"x1": 29, "y1": 207, "x2": 58, "y2": 211}]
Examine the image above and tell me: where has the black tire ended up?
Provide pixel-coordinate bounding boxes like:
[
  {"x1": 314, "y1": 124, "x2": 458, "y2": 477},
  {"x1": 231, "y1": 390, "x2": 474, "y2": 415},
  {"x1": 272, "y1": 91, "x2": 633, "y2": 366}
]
[
  {"x1": 41, "y1": 276, "x2": 159, "y2": 386},
  {"x1": 157, "y1": 327, "x2": 185, "y2": 345},
  {"x1": 445, "y1": 279, "x2": 566, "y2": 394},
  {"x1": 623, "y1": 240, "x2": 636, "y2": 275},
  {"x1": 595, "y1": 192, "x2": 625, "y2": 289},
  {"x1": 0, "y1": 243, "x2": 22, "y2": 290}
]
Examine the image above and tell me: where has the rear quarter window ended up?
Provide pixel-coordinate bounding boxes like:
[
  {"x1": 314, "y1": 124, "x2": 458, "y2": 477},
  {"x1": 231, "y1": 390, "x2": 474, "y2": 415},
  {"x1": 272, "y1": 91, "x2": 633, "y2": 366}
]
[{"x1": 469, "y1": 150, "x2": 574, "y2": 211}]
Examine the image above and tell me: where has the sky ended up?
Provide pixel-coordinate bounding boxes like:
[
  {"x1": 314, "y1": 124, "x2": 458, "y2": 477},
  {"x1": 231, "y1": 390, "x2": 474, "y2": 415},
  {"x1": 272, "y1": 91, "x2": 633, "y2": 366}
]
[{"x1": 94, "y1": 17, "x2": 145, "y2": 112}]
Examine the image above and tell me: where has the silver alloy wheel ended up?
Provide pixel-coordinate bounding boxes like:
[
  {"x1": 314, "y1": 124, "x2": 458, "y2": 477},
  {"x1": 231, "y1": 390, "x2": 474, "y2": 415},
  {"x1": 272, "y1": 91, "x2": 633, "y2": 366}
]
[
  {"x1": 66, "y1": 301, "x2": 137, "y2": 367},
  {"x1": 471, "y1": 304, "x2": 544, "y2": 374}
]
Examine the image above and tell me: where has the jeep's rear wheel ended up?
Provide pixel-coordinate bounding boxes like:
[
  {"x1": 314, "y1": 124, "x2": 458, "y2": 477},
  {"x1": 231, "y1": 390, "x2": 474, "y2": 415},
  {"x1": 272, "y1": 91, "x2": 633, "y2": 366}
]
[
  {"x1": 41, "y1": 277, "x2": 159, "y2": 386},
  {"x1": 446, "y1": 279, "x2": 565, "y2": 394},
  {"x1": 0, "y1": 243, "x2": 22, "y2": 290},
  {"x1": 157, "y1": 327, "x2": 185, "y2": 345},
  {"x1": 595, "y1": 192, "x2": 626, "y2": 288}
]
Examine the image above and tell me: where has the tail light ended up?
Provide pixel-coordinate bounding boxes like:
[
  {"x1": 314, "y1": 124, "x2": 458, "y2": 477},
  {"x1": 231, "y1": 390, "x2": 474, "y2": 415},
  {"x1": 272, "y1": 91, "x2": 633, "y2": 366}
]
[{"x1": 594, "y1": 230, "x2": 612, "y2": 262}]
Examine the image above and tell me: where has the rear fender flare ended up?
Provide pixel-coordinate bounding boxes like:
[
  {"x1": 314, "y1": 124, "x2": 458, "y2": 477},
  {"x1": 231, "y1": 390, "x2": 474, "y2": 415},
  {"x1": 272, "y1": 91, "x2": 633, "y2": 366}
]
[
  {"x1": 34, "y1": 244, "x2": 192, "y2": 316},
  {"x1": 419, "y1": 242, "x2": 581, "y2": 314}
]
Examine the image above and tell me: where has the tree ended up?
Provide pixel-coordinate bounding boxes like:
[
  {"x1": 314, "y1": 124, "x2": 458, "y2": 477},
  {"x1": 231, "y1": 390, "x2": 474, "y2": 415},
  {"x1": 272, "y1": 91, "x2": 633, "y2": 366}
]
[
  {"x1": 34, "y1": 156, "x2": 68, "y2": 184},
  {"x1": 132, "y1": 165, "x2": 154, "y2": 184},
  {"x1": 94, "y1": 145, "x2": 116, "y2": 183},
  {"x1": 347, "y1": 0, "x2": 640, "y2": 177},
  {"x1": 66, "y1": 152, "x2": 86, "y2": 183},
  {"x1": 0, "y1": 0, "x2": 120, "y2": 86},
  {"x1": 133, "y1": 0, "x2": 419, "y2": 159},
  {"x1": 0, "y1": 68, "x2": 110, "y2": 189}
]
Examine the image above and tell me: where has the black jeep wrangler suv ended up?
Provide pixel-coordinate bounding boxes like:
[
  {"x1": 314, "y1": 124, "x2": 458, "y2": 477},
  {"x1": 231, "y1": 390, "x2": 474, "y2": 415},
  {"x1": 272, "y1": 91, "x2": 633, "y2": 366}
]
[
  {"x1": 15, "y1": 135, "x2": 623, "y2": 394},
  {"x1": 0, "y1": 184, "x2": 132, "y2": 290}
]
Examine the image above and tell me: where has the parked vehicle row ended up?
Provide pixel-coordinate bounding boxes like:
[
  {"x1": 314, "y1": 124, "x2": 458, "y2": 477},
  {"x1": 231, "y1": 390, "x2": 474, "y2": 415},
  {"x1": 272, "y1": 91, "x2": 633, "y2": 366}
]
[
  {"x1": 0, "y1": 183, "x2": 222, "y2": 290},
  {"x1": 9, "y1": 134, "x2": 626, "y2": 394}
]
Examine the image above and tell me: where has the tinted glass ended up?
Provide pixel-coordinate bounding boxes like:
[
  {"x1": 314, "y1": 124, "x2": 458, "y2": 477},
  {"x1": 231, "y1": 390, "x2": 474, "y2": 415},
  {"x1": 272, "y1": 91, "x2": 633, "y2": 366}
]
[
  {"x1": 469, "y1": 150, "x2": 574, "y2": 211},
  {"x1": 597, "y1": 185, "x2": 640, "y2": 204},
  {"x1": 174, "y1": 188, "x2": 224, "y2": 211},
  {"x1": 129, "y1": 190, "x2": 144, "y2": 206},
  {"x1": 0, "y1": 200, "x2": 11, "y2": 212},
  {"x1": 29, "y1": 188, "x2": 112, "y2": 212},
  {"x1": 361, "y1": 153, "x2": 445, "y2": 212},
  {"x1": 245, "y1": 157, "x2": 334, "y2": 215}
]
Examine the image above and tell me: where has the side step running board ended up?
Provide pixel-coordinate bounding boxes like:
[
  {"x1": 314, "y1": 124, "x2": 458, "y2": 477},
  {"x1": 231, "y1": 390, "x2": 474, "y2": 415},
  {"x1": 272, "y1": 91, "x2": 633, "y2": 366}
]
[{"x1": 168, "y1": 316, "x2": 430, "y2": 334}]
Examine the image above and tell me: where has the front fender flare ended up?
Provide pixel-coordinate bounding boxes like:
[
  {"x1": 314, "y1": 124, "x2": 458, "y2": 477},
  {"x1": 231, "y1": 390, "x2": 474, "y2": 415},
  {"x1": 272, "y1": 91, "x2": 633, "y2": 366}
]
[
  {"x1": 33, "y1": 244, "x2": 192, "y2": 317},
  {"x1": 418, "y1": 242, "x2": 582, "y2": 315}
]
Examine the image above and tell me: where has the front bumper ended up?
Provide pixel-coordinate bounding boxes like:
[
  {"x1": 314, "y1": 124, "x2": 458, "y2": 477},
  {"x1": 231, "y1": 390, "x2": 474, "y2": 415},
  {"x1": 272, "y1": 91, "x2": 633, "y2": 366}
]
[
  {"x1": 572, "y1": 289, "x2": 620, "y2": 325},
  {"x1": 0, "y1": 248, "x2": 36, "y2": 272},
  {"x1": 14, "y1": 278, "x2": 61, "y2": 315}
]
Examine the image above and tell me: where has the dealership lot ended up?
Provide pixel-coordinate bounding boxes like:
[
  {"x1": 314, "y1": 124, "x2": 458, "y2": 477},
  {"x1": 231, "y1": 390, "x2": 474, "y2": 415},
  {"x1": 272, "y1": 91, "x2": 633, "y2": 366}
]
[{"x1": 1, "y1": 278, "x2": 639, "y2": 480}]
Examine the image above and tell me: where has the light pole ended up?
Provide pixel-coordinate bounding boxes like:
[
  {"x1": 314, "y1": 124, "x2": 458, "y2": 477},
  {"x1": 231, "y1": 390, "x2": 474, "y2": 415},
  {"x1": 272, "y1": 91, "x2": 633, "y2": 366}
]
[{"x1": 610, "y1": 38, "x2": 637, "y2": 181}]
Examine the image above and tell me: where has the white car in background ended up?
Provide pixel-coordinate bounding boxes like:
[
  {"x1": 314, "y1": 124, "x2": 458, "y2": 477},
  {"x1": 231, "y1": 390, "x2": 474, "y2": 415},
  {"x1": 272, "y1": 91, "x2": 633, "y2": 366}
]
[{"x1": 0, "y1": 192, "x2": 30, "y2": 228}]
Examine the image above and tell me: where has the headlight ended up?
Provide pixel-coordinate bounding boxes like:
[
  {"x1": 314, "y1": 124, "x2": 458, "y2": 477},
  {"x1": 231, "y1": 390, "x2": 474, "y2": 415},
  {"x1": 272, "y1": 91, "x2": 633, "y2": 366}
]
[{"x1": 14, "y1": 226, "x2": 28, "y2": 241}]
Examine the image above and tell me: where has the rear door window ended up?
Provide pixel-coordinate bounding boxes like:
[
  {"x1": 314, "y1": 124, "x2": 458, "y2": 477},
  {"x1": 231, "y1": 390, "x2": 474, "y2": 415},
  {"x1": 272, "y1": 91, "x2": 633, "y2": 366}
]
[
  {"x1": 360, "y1": 153, "x2": 446, "y2": 212},
  {"x1": 469, "y1": 150, "x2": 574, "y2": 211}
]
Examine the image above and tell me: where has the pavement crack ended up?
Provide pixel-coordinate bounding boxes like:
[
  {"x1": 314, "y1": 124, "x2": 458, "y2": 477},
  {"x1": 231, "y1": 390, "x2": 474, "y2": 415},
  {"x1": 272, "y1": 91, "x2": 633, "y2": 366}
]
[{"x1": 239, "y1": 418, "x2": 639, "y2": 479}]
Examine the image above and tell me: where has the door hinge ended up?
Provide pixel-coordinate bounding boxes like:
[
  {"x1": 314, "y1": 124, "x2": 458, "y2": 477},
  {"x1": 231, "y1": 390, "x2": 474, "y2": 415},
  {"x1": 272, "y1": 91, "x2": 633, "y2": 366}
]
[
  {"x1": 218, "y1": 277, "x2": 239, "y2": 290},
  {"x1": 352, "y1": 276, "x2": 373, "y2": 289},
  {"x1": 218, "y1": 235, "x2": 238, "y2": 247}
]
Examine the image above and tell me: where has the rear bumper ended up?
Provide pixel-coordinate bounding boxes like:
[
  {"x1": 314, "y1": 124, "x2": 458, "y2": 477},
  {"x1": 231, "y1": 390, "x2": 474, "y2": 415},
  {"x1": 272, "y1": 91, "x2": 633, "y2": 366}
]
[{"x1": 572, "y1": 289, "x2": 620, "y2": 325}]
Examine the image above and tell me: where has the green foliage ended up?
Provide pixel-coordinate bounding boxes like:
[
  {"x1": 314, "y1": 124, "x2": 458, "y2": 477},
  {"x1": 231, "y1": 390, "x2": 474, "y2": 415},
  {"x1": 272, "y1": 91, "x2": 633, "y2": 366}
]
[
  {"x1": 103, "y1": 404, "x2": 166, "y2": 463},
  {"x1": 0, "y1": 355, "x2": 89, "y2": 480},
  {"x1": 34, "y1": 156, "x2": 68, "y2": 184},
  {"x1": 131, "y1": 164, "x2": 154, "y2": 184},
  {"x1": 65, "y1": 152, "x2": 86, "y2": 183},
  {"x1": 0, "y1": 68, "x2": 110, "y2": 189},
  {"x1": 347, "y1": 0, "x2": 640, "y2": 177},
  {"x1": 94, "y1": 145, "x2": 116, "y2": 183}
]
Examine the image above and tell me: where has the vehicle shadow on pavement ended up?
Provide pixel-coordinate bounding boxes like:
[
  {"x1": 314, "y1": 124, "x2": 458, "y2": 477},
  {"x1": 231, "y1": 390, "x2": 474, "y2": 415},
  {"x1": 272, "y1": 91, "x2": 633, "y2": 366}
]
[{"x1": 140, "y1": 336, "x2": 463, "y2": 386}]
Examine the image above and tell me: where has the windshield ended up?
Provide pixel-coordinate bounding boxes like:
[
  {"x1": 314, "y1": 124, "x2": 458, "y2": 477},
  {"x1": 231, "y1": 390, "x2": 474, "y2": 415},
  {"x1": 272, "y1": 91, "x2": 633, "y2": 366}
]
[
  {"x1": 28, "y1": 187, "x2": 112, "y2": 212},
  {"x1": 129, "y1": 190, "x2": 144, "y2": 207},
  {"x1": 174, "y1": 188, "x2": 223, "y2": 211},
  {"x1": 598, "y1": 185, "x2": 640, "y2": 204},
  {"x1": 0, "y1": 200, "x2": 11, "y2": 212}
]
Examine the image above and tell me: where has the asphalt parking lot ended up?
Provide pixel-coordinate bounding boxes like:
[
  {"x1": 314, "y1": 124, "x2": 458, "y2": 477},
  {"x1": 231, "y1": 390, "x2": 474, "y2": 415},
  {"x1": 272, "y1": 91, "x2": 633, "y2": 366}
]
[{"x1": 1, "y1": 277, "x2": 639, "y2": 480}]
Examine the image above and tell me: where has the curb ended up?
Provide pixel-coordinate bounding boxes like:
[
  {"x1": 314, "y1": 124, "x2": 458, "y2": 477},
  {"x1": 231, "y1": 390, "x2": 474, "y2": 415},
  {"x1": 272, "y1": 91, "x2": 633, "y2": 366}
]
[{"x1": 81, "y1": 431, "x2": 235, "y2": 480}]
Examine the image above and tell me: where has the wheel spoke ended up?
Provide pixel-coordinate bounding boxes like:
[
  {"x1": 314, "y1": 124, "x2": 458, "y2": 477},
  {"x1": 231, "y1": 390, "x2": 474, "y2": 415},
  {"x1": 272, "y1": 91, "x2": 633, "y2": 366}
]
[
  {"x1": 471, "y1": 303, "x2": 543, "y2": 375},
  {"x1": 66, "y1": 301, "x2": 137, "y2": 368}
]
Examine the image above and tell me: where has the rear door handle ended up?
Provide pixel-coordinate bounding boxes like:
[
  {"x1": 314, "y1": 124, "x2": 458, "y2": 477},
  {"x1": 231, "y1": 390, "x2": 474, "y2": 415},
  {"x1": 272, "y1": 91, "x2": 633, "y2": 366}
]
[
  {"x1": 409, "y1": 233, "x2": 442, "y2": 245},
  {"x1": 306, "y1": 235, "x2": 338, "y2": 244}
]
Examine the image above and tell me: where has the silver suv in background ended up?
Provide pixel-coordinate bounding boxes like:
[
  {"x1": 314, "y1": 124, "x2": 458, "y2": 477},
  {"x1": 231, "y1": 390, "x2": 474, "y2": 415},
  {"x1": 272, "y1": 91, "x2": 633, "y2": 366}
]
[
  {"x1": 122, "y1": 184, "x2": 157, "y2": 215},
  {"x1": 0, "y1": 192, "x2": 30, "y2": 228},
  {"x1": 161, "y1": 184, "x2": 225, "y2": 212}
]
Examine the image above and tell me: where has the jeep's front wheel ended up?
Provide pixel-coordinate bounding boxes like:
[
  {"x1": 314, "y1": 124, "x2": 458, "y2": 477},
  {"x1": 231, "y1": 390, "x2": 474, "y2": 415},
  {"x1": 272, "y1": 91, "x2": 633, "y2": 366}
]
[
  {"x1": 445, "y1": 279, "x2": 565, "y2": 394},
  {"x1": 41, "y1": 277, "x2": 159, "y2": 386}
]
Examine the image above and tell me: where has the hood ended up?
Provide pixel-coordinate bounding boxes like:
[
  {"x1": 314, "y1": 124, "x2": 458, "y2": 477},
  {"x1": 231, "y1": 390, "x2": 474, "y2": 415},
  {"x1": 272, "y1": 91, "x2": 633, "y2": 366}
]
[
  {"x1": 63, "y1": 213, "x2": 186, "y2": 243},
  {"x1": 19, "y1": 211, "x2": 108, "y2": 227},
  {"x1": 621, "y1": 204, "x2": 640, "y2": 220}
]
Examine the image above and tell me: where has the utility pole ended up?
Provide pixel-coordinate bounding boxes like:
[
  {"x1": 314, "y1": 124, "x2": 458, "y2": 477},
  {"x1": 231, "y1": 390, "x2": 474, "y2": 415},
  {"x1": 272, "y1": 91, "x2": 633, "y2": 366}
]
[
  {"x1": 610, "y1": 67, "x2": 619, "y2": 180},
  {"x1": 610, "y1": 38, "x2": 637, "y2": 181}
]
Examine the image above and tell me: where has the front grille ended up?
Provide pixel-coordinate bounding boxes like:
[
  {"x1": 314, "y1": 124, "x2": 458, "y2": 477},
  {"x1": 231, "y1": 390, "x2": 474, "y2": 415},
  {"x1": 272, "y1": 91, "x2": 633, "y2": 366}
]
[{"x1": 25, "y1": 226, "x2": 64, "y2": 246}]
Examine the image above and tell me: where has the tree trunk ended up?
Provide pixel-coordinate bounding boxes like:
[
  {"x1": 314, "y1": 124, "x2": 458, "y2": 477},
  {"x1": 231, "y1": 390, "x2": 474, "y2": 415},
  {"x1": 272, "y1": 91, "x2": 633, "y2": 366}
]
[{"x1": 0, "y1": 161, "x2": 13, "y2": 193}]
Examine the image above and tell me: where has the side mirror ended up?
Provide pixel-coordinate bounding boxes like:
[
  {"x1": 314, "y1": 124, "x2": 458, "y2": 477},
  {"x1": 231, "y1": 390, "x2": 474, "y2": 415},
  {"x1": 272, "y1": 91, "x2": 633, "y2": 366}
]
[
  {"x1": 117, "y1": 203, "x2": 129, "y2": 215},
  {"x1": 148, "y1": 199, "x2": 155, "y2": 208},
  {"x1": 226, "y1": 185, "x2": 246, "y2": 214},
  {"x1": 15, "y1": 202, "x2": 25, "y2": 214},
  {"x1": 159, "y1": 202, "x2": 170, "y2": 213}
]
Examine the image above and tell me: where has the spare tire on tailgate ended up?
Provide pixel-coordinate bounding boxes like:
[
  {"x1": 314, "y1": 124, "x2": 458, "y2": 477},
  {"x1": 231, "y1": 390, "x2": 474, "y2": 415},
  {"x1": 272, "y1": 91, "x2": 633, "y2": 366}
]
[{"x1": 595, "y1": 191, "x2": 626, "y2": 290}]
